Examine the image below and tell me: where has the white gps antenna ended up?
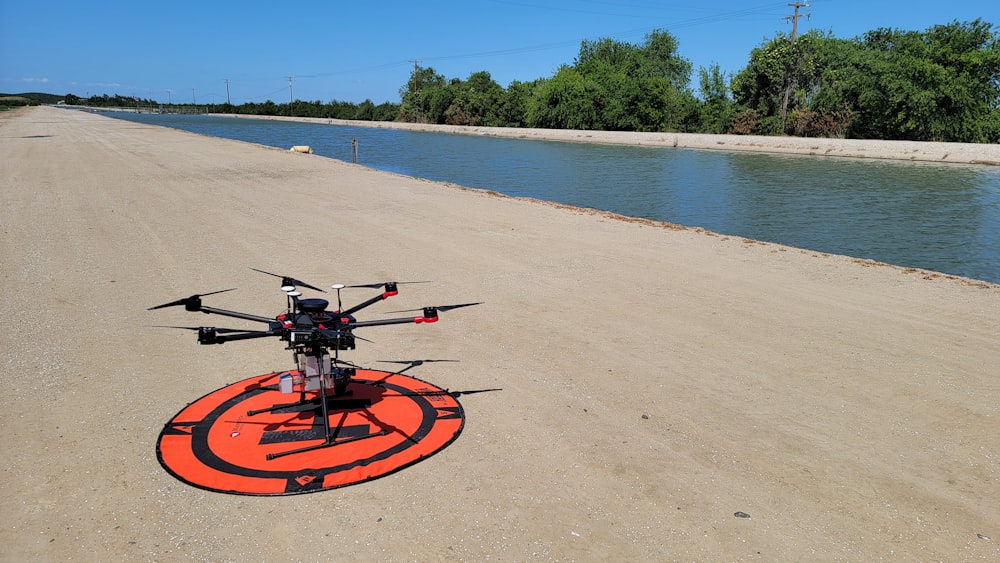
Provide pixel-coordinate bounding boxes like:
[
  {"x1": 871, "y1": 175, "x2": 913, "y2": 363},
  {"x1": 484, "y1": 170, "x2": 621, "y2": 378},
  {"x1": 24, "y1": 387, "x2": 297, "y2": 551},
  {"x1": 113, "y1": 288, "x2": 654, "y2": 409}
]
[
  {"x1": 285, "y1": 289, "x2": 301, "y2": 311},
  {"x1": 331, "y1": 284, "x2": 345, "y2": 311}
]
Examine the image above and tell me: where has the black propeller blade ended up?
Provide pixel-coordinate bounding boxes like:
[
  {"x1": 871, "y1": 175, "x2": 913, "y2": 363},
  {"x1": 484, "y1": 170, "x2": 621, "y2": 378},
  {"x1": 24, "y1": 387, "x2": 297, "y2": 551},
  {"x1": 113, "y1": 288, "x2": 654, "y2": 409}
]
[
  {"x1": 147, "y1": 288, "x2": 237, "y2": 311},
  {"x1": 386, "y1": 302, "x2": 483, "y2": 314},
  {"x1": 434, "y1": 302, "x2": 483, "y2": 313},
  {"x1": 250, "y1": 268, "x2": 326, "y2": 293}
]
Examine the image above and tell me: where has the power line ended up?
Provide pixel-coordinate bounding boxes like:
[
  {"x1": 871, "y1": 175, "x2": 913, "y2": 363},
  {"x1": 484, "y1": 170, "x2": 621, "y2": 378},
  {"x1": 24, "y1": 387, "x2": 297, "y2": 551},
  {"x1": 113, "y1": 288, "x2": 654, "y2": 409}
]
[
  {"x1": 231, "y1": 2, "x2": 789, "y2": 82},
  {"x1": 154, "y1": 2, "x2": 793, "y2": 103}
]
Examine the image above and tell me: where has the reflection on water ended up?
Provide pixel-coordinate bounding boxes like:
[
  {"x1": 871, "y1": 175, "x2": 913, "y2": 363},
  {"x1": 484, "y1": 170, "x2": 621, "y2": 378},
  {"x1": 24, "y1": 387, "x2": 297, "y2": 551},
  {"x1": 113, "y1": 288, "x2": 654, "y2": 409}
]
[
  {"x1": 725, "y1": 154, "x2": 998, "y2": 279},
  {"x1": 109, "y1": 113, "x2": 1000, "y2": 284}
]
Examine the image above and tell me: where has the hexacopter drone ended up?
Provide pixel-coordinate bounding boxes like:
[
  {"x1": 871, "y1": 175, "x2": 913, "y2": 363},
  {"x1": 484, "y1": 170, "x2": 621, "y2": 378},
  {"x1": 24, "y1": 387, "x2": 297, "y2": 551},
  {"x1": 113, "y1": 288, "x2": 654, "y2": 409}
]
[{"x1": 149, "y1": 268, "x2": 480, "y2": 460}]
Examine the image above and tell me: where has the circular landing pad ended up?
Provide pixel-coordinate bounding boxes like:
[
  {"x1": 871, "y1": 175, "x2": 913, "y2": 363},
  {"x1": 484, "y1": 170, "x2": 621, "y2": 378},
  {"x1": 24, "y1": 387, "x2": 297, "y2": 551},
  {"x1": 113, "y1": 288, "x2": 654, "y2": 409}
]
[{"x1": 157, "y1": 370, "x2": 464, "y2": 495}]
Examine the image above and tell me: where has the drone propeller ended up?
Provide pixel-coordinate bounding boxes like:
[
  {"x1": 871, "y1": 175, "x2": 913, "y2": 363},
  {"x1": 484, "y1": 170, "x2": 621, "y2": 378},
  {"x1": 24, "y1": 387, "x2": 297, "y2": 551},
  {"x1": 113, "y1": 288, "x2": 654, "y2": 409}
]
[
  {"x1": 386, "y1": 302, "x2": 483, "y2": 314},
  {"x1": 352, "y1": 333, "x2": 375, "y2": 343},
  {"x1": 250, "y1": 268, "x2": 327, "y2": 293},
  {"x1": 432, "y1": 302, "x2": 483, "y2": 313},
  {"x1": 147, "y1": 288, "x2": 237, "y2": 311}
]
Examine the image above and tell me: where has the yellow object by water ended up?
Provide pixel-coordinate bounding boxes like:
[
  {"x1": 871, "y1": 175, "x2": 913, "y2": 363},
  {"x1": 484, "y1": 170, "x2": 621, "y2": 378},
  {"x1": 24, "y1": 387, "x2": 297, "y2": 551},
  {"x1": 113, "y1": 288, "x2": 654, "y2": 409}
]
[{"x1": 290, "y1": 145, "x2": 313, "y2": 154}]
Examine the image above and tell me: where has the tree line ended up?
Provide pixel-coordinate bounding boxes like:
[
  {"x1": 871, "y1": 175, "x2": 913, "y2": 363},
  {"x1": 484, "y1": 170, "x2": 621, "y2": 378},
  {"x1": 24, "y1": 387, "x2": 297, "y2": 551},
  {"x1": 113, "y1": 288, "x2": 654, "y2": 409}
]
[
  {"x1": 396, "y1": 20, "x2": 999, "y2": 143},
  {"x1": 0, "y1": 92, "x2": 58, "y2": 106},
  {"x1": 732, "y1": 19, "x2": 1000, "y2": 142},
  {"x1": 59, "y1": 92, "x2": 400, "y2": 120},
  {"x1": 59, "y1": 19, "x2": 999, "y2": 143}
]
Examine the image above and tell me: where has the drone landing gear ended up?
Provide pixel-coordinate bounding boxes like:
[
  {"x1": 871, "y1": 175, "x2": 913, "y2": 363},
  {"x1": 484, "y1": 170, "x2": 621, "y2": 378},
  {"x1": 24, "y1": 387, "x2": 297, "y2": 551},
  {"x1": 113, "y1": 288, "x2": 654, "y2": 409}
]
[
  {"x1": 256, "y1": 346, "x2": 388, "y2": 460},
  {"x1": 266, "y1": 415, "x2": 388, "y2": 460},
  {"x1": 263, "y1": 384, "x2": 388, "y2": 460}
]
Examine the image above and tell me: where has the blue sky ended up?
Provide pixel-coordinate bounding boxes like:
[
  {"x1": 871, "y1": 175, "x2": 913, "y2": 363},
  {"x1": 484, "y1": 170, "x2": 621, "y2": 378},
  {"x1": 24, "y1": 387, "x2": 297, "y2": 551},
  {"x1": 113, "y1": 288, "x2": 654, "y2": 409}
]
[{"x1": 1, "y1": 0, "x2": 995, "y2": 105}]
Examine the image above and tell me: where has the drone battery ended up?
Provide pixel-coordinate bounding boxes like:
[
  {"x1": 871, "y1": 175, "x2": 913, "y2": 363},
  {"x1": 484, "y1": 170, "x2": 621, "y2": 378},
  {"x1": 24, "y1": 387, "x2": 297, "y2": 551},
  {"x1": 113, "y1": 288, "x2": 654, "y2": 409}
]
[
  {"x1": 304, "y1": 375, "x2": 319, "y2": 392},
  {"x1": 302, "y1": 354, "x2": 332, "y2": 392},
  {"x1": 304, "y1": 355, "x2": 332, "y2": 376},
  {"x1": 304, "y1": 374, "x2": 338, "y2": 392}
]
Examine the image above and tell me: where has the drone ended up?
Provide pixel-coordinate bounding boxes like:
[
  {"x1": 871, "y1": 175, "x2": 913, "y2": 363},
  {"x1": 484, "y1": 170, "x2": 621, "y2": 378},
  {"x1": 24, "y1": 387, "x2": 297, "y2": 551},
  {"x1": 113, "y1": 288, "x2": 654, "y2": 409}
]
[{"x1": 149, "y1": 268, "x2": 481, "y2": 459}]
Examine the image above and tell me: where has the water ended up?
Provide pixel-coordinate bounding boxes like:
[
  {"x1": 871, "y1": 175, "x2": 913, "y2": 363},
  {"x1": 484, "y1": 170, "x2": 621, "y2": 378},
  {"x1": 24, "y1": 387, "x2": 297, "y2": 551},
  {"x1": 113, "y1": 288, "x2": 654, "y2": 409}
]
[{"x1": 111, "y1": 113, "x2": 1000, "y2": 284}]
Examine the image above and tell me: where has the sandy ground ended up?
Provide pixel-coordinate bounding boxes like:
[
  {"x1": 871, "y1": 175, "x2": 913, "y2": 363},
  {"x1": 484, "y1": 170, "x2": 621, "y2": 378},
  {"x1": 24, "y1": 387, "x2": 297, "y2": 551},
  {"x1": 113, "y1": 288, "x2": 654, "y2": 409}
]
[{"x1": 2, "y1": 106, "x2": 998, "y2": 562}]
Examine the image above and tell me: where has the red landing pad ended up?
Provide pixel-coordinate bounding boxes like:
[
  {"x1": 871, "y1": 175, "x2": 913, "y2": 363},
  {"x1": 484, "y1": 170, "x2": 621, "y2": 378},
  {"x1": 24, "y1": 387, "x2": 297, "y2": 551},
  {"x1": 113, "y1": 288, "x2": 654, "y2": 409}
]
[{"x1": 157, "y1": 370, "x2": 464, "y2": 495}]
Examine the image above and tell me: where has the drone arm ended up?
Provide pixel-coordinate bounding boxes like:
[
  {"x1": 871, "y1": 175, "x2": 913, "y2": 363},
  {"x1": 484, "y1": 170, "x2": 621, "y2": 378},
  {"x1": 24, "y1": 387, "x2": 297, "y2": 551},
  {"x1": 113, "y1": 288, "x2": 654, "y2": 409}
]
[
  {"x1": 199, "y1": 329, "x2": 278, "y2": 345},
  {"x1": 197, "y1": 306, "x2": 275, "y2": 324},
  {"x1": 341, "y1": 284, "x2": 398, "y2": 316},
  {"x1": 349, "y1": 302, "x2": 480, "y2": 329},
  {"x1": 350, "y1": 314, "x2": 439, "y2": 328}
]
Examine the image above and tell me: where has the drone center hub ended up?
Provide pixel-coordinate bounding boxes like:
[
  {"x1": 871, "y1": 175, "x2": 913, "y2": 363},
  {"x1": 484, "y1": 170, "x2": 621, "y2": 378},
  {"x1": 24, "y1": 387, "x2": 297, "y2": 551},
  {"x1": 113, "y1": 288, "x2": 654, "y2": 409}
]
[{"x1": 297, "y1": 298, "x2": 329, "y2": 314}]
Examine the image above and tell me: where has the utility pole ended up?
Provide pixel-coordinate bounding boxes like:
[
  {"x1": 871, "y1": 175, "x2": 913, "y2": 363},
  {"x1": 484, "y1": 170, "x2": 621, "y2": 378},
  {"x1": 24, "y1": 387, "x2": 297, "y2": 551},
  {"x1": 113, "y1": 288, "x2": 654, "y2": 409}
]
[
  {"x1": 224, "y1": 79, "x2": 231, "y2": 105},
  {"x1": 780, "y1": 2, "x2": 811, "y2": 129},
  {"x1": 287, "y1": 76, "x2": 294, "y2": 116},
  {"x1": 166, "y1": 89, "x2": 172, "y2": 105},
  {"x1": 192, "y1": 88, "x2": 196, "y2": 105},
  {"x1": 408, "y1": 59, "x2": 420, "y2": 93},
  {"x1": 785, "y1": 2, "x2": 810, "y2": 42}
]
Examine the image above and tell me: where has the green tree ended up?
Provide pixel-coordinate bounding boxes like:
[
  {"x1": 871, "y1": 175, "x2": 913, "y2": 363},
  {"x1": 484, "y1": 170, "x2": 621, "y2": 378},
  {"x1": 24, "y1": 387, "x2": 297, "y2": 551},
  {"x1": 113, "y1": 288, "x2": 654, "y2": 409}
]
[
  {"x1": 355, "y1": 99, "x2": 376, "y2": 120},
  {"x1": 527, "y1": 30, "x2": 695, "y2": 132},
  {"x1": 732, "y1": 31, "x2": 825, "y2": 134},
  {"x1": 491, "y1": 80, "x2": 535, "y2": 127},
  {"x1": 696, "y1": 64, "x2": 736, "y2": 133},
  {"x1": 442, "y1": 71, "x2": 506, "y2": 126},
  {"x1": 371, "y1": 102, "x2": 400, "y2": 121},
  {"x1": 845, "y1": 20, "x2": 1000, "y2": 141},
  {"x1": 735, "y1": 20, "x2": 1000, "y2": 141},
  {"x1": 525, "y1": 67, "x2": 597, "y2": 129},
  {"x1": 398, "y1": 66, "x2": 449, "y2": 123}
]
